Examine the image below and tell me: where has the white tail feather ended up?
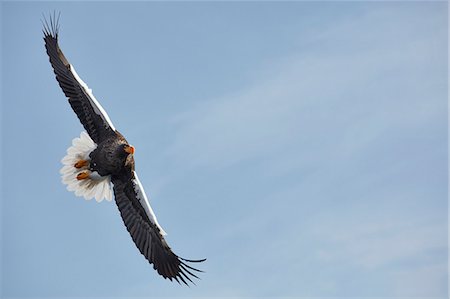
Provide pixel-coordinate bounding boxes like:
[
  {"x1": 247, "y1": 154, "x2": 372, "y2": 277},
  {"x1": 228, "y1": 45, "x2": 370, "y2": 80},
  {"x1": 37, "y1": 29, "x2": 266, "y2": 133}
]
[{"x1": 61, "y1": 132, "x2": 113, "y2": 202}]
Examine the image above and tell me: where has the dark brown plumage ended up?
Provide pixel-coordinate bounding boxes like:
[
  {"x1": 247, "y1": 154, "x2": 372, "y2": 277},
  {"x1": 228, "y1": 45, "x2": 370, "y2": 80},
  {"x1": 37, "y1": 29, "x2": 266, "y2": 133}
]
[{"x1": 43, "y1": 13, "x2": 205, "y2": 285}]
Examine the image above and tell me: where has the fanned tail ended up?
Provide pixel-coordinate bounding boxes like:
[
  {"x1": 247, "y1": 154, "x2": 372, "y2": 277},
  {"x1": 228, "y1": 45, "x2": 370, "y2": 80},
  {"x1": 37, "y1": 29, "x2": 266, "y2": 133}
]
[{"x1": 60, "y1": 132, "x2": 113, "y2": 202}]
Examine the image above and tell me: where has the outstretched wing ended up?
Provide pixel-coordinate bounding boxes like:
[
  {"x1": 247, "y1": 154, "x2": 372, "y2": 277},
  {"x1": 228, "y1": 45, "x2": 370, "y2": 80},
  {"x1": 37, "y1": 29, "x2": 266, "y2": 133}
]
[
  {"x1": 43, "y1": 13, "x2": 116, "y2": 144},
  {"x1": 111, "y1": 171, "x2": 205, "y2": 285}
]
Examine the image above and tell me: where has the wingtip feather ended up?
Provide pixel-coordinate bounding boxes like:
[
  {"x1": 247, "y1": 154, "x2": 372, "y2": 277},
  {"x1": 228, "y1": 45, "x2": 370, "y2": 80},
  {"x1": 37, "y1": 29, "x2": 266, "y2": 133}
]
[{"x1": 42, "y1": 11, "x2": 61, "y2": 38}]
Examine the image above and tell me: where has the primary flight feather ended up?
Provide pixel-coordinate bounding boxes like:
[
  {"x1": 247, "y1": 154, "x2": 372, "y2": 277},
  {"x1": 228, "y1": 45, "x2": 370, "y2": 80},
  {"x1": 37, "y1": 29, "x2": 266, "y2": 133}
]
[{"x1": 43, "y1": 13, "x2": 205, "y2": 285}]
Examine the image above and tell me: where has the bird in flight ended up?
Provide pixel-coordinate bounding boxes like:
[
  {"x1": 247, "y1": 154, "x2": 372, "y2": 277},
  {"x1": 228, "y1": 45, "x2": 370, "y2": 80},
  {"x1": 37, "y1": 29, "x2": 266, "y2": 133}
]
[{"x1": 42, "y1": 13, "x2": 205, "y2": 285}]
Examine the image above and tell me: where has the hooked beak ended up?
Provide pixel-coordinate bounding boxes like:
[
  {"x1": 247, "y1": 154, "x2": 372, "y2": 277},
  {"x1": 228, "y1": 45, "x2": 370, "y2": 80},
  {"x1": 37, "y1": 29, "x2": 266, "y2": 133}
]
[{"x1": 124, "y1": 145, "x2": 135, "y2": 155}]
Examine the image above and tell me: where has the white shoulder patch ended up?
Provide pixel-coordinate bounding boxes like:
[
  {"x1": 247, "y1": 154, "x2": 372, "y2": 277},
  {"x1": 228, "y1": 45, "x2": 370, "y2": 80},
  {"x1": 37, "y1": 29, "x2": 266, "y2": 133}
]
[
  {"x1": 69, "y1": 65, "x2": 116, "y2": 131},
  {"x1": 60, "y1": 132, "x2": 113, "y2": 202},
  {"x1": 132, "y1": 171, "x2": 167, "y2": 236}
]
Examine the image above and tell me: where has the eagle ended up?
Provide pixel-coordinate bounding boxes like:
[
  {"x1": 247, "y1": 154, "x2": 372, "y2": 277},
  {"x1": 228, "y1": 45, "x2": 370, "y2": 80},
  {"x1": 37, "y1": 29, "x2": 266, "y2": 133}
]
[{"x1": 42, "y1": 13, "x2": 205, "y2": 285}]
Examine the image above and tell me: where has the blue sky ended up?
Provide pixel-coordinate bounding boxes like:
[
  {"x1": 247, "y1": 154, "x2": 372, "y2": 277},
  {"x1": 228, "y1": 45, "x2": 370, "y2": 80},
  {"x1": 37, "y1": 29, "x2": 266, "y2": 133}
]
[{"x1": 1, "y1": 1, "x2": 448, "y2": 298}]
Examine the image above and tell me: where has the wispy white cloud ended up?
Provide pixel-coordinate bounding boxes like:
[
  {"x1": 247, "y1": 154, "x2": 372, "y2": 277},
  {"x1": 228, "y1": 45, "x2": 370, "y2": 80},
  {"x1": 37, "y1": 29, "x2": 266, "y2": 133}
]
[
  {"x1": 161, "y1": 5, "x2": 447, "y2": 297},
  {"x1": 166, "y1": 7, "x2": 446, "y2": 174},
  {"x1": 310, "y1": 212, "x2": 446, "y2": 268}
]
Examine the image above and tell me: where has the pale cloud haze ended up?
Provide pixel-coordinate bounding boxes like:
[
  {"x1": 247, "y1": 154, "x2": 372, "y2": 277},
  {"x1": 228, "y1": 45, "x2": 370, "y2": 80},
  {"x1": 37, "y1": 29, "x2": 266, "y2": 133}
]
[{"x1": 1, "y1": 1, "x2": 447, "y2": 298}]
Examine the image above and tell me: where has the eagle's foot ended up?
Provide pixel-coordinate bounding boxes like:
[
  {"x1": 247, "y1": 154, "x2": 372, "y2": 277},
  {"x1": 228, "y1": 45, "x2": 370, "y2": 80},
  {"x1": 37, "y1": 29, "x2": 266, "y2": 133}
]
[
  {"x1": 76, "y1": 171, "x2": 90, "y2": 180},
  {"x1": 74, "y1": 159, "x2": 89, "y2": 169}
]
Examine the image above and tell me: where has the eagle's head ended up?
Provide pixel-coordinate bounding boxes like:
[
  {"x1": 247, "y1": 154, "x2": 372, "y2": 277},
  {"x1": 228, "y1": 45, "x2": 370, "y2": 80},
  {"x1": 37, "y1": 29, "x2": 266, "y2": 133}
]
[{"x1": 119, "y1": 143, "x2": 135, "y2": 168}]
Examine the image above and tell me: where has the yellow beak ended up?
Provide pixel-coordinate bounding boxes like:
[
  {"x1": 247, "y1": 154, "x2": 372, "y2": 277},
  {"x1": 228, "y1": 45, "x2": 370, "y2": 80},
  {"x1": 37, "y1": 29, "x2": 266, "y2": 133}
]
[{"x1": 124, "y1": 145, "x2": 135, "y2": 155}]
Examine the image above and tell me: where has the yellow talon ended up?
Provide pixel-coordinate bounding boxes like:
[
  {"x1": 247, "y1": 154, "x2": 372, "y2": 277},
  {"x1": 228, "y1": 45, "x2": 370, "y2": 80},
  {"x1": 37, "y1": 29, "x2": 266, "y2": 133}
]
[
  {"x1": 74, "y1": 159, "x2": 89, "y2": 168},
  {"x1": 76, "y1": 172, "x2": 90, "y2": 180}
]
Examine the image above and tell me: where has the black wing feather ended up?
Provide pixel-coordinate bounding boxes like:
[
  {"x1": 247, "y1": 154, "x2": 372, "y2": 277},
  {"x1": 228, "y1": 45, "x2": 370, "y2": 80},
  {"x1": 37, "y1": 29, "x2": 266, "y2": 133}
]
[
  {"x1": 43, "y1": 14, "x2": 115, "y2": 143},
  {"x1": 111, "y1": 174, "x2": 205, "y2": 285},
  {"x1": 44, "y1": 14, "x2": 205, "y2": 285}
]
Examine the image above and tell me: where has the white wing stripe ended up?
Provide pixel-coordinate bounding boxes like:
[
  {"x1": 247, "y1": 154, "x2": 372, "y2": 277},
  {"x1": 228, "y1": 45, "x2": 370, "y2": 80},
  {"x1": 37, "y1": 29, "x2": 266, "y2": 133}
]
[
  {"x1": 132, "y1": 171, "x2": 167, "y2": 236},
  {"x1": 69, "y1": 65, "x2": 116, "y2": 131}
]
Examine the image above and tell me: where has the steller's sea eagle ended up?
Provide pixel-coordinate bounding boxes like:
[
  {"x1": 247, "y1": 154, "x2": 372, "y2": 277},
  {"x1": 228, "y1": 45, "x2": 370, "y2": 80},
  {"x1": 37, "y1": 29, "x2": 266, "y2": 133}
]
[{"x1": 42, "y1": 13, "x2": 205, "y2": 285}]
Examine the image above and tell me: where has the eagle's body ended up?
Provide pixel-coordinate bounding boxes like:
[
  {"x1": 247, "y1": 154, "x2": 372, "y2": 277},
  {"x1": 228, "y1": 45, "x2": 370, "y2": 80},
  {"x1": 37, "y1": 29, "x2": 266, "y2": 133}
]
[
  {"x1": 89, "y1": 133, "x2": 131, "y2": 176},
  {"x1": 43, "y1": 14, "x2": 204, "y2": 285}
]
